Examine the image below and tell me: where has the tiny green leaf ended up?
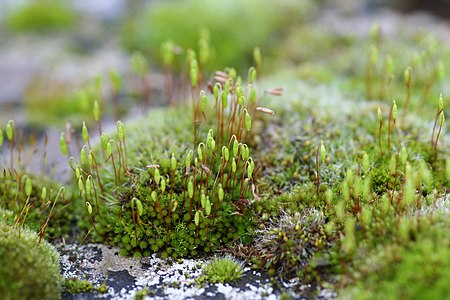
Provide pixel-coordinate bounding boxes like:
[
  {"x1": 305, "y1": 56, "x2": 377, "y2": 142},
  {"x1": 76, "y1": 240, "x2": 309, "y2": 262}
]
[{"x1": 0, "y1": 128, "x2": 3, "y2": 146}]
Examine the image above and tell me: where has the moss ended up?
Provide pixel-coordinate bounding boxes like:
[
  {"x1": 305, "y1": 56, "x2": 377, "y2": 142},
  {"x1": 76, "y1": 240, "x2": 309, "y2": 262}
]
[
  {"x1": 5, "y1": 0, "x2": 76, "y2": 33},
  {"x1": 0, "y1": 171, "x2": 81, "y2": 241},
  {"x1": 254, "y1": 209, "x2": 333, "y2": 283},
  {"x1": 0, "y1": 217, "x2": 62, "y2": 300},
  {"x1": 198, "y1": 256, "x2": 244, "y2": 284},
  {"x1": 121, "y1": 0, "x2": 319, "y2": 71},
  {"x1": 340, "y1": 216, "x2": 450, "y2": 300},
  {"x1": 63, "y1": 278, "x2": 94, "y2": 294}
]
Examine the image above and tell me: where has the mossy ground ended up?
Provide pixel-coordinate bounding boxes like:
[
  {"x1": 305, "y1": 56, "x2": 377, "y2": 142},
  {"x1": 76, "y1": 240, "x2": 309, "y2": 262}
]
[{"x1": 0, "y1": 3, "x2": 449, "y2": 299}]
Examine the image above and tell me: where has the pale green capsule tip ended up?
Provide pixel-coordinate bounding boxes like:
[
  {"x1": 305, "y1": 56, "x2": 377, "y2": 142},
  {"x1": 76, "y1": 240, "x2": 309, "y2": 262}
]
[
  {"x1": 41, "y1": 187, "x2": 47, "y2": 200},
  {"x1": 205, "y1": 199, "x2": 211, "y2": 216},
  {"x1": 25, "y1": 176, "x2": 32, "y2": 197},
  {"x1": 222, "y1": 146, "x2": 229, "y2": 162},
  {"x1": 6, "y1": 120, "x2": 14, "y2": 141},
  {"x1": 171, "y1": 153, "x2": 176, "y2": 171},
  {"x1": 188, "y1": 179, "x2": 194, "y2": 199},
  {"x1": 404, "y1": 67, "x2": 411, "y2": 84},
  {"x1": 0, "y1": 128, "x2": 3, "y2": 146},
  {"x1": 320, "y1": 140, "x2": 326, "y2": 162},
  {"x1": 245, "y1": 111, "x2": 252, "y2": 131},
  {"x1": 194, "y1": 211, "x2": 200, "y2": 227},
  {"x1": 86, "y1": 202, "x2": 93, "y2": 215},
  {"x1": 377, "y1": 107, "x2": 382, "y2": 122},
  {"x1": 117, "y1": 121, "x2": 124, "y2": 141},
  {"x1": 59, "y1": 132, "x2": 68, "y2": 156},
  {"x1": 392, "y1": 100, "x2": 398, "y2": 121},
  {"x1": 82, "y1": 122, "x2": 89, "y2": 144},
  {"x1": 438, "y1": 93, "x2": 444, "y2": 111}
]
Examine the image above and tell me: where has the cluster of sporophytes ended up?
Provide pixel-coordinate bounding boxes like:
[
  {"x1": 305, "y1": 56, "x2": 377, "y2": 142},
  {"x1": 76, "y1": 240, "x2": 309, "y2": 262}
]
[
  {"x1": 66, "y1": 55, "x2": 279, "y2": 258},
  {"x1": 0, "y1": 209, "x2": 62, "y2": 300},
  {"x1": 0, "y1": 121, "x2": 78, "y2": 241},
  {"x1": 323, "y1": 97, "x2": 449, "y2": 294},
  {"x1": 121, "y1": 0, "x2": 318, "y2": 71},
  {"x1": 364, "y1": 24, "x2": 447, "y2": 110}
]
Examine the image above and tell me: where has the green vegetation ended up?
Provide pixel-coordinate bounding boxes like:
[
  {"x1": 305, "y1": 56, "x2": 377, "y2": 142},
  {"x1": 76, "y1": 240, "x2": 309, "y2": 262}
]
[
  {"x1": 5, "y1": 0, "x2": 76, "y2": 33},
  {"x1": 0, "y1": 119, "x2": 81, "y2": 241},
  {"x1": 70, "y1": 63, "x2": 272, "y2": 258},
  {"x1": 63, "y1": 278, "x2": 107, "y2": 295},
  {"x1": 199, "y1": 257, "x2": 244, "y2": 284},
  {"x1": 1, "y1": 2, "x2": 449, "y2": 299},
  {"x1": 0, "y1": 214, "x2": 62, "y2": 300},
  {"x1": 121, "y1": 0, "x2": 318, "y2": 71}
]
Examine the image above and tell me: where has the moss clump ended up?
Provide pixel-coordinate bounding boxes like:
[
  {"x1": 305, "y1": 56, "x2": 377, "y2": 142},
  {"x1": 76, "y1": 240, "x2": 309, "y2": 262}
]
[
  {"x1": 199, "y1": 257, "x2": 244, "y2": 284},
  {"x1": 5, "y1": 0, "x2": 76, "y2": 33},
  {"x1": 340, "y1": 216, "x2": 450, "y2": 300},
  {"x1": 63, "y1": 278, "x2": 94, "y2": 294},
  {"x1": 254, "y1": 208, "x2": 333, "y2": 281},
  {"x1": 0, "y1": 171, "x2": 80, "y2": 241},
  {"x1": 0, "y1": 217, "x2": 62, "y2": 300}
]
